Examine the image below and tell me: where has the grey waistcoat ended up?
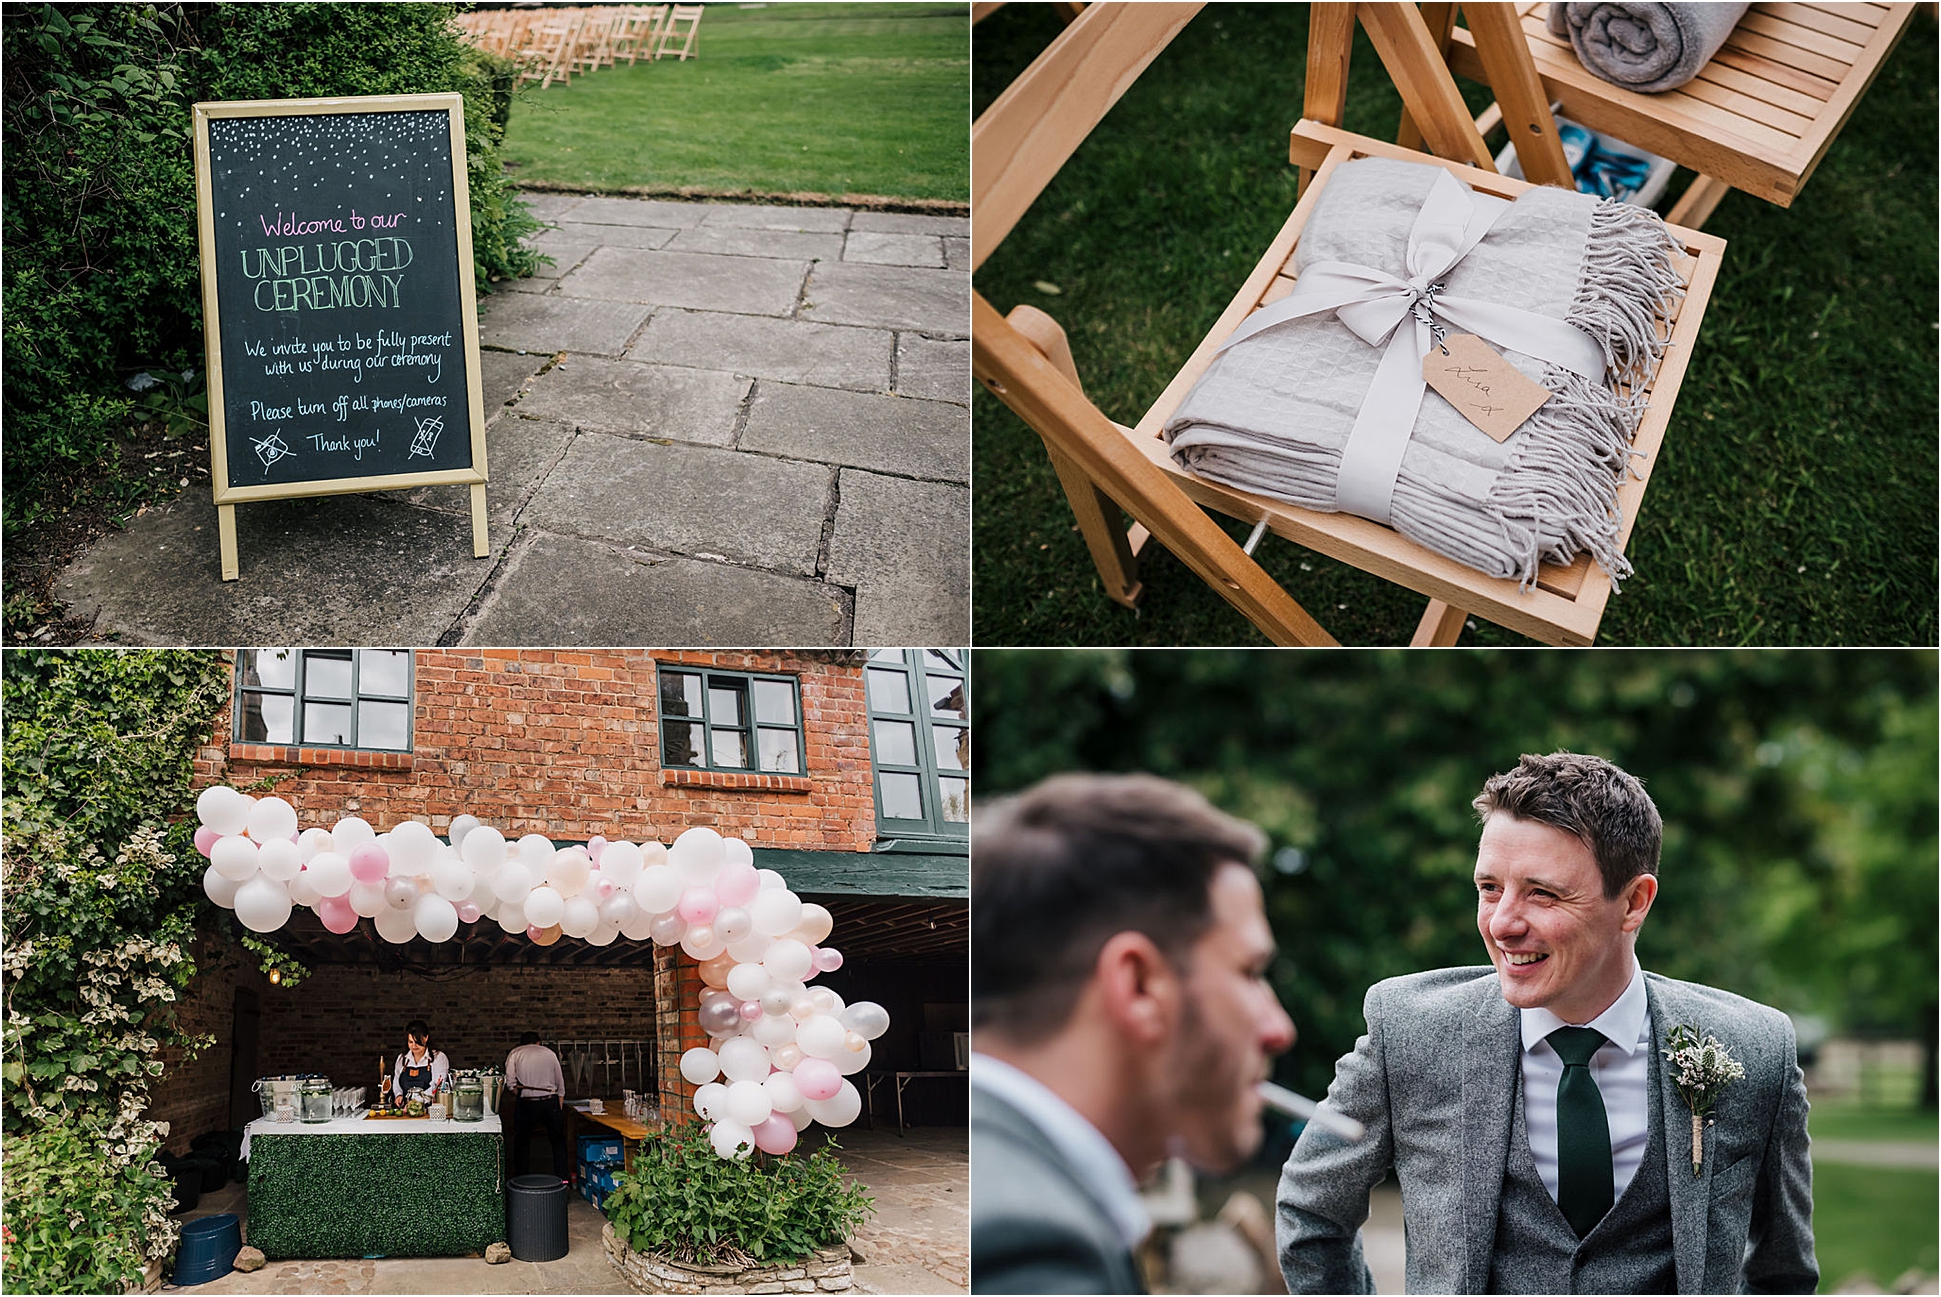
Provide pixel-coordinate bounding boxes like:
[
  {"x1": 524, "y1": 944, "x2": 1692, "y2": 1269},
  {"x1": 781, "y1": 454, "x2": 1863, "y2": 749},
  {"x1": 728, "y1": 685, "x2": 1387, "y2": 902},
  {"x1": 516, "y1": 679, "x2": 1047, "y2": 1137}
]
[{"x1": 1489, "y1": 1067, "x2": 1676, "y2": 1294}]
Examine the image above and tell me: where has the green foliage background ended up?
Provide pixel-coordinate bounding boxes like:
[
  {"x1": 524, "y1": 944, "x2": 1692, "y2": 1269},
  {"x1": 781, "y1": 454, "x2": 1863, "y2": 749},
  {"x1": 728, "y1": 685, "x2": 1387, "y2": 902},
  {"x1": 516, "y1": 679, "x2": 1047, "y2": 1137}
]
[
  {"x1": 971, "y1": 650, "x2": 1939, "y2": 1103},
  {"x1": 1, "y1": 649, "x2": 234, "y2": 1292},
  {"x1": 1, "y1": 3, "x2": 542, "y2": 536}
]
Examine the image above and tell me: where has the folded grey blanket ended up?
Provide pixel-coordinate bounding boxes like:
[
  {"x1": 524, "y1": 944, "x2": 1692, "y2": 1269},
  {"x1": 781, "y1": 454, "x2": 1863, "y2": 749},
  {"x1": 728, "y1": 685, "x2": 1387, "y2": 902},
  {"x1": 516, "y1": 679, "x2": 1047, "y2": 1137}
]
[
  {"x1": 1163, "y1": 158, "x2": 1682, "y2": 589},
  {"x1": 1547, "y1": 2, "x2": 1749, "y2": 93}
]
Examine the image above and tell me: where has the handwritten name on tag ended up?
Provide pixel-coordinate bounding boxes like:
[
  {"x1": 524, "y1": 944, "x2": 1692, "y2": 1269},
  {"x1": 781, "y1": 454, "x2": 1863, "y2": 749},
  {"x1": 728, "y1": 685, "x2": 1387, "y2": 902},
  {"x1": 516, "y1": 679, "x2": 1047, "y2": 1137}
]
[{"x1": 1421, "y1": 333, "x2": 1553, "y2": 442}]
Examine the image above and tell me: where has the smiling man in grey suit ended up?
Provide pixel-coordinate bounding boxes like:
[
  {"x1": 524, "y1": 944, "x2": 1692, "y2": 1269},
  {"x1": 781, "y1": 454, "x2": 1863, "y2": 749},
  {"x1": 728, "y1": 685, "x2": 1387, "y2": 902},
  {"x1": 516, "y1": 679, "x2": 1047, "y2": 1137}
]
[
  {"x1": 973, "y1": 773, "x2": 1298, "y2": 1293},
  {"x1": 1278, "y1": 751, "x2": 1817, "y2": 1295}
]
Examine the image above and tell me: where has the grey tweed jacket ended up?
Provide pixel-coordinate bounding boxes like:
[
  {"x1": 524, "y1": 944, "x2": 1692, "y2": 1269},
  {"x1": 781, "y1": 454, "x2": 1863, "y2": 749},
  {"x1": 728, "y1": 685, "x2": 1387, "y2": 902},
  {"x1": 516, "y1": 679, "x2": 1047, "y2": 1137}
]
[
  {"x1": 1276, "y1": 967, "x2": 1818, "y2": 1294},
  {"x1": 972, "y1": 1086, "x2": 1146, "y2": 1294}
]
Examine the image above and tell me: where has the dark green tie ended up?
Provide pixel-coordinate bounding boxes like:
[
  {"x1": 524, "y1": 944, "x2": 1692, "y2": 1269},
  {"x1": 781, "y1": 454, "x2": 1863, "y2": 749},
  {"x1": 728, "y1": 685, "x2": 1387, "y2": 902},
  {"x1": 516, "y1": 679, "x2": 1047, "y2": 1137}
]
[{"x1": 1549, "y1": 1025, "x2": 1614, "y2": 1238}]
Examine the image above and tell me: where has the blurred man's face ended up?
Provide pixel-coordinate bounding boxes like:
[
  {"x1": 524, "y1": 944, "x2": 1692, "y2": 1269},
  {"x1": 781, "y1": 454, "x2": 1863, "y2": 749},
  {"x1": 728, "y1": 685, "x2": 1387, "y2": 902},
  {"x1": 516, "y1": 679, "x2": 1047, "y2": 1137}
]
[
  {"x1": 1474, "y1": 814, "x2": 1652, "y2": 1025},
  {"x1": 1163, "y1": 863, "x2": 1297, "y2": 1172}
]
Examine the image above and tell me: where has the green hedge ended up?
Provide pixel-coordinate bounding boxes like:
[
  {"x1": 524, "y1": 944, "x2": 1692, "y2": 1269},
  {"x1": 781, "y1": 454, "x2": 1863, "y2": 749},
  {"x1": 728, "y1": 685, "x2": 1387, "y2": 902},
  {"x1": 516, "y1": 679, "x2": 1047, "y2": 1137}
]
[
  {"x1": 1, "y1": 3, "x2": 541, "y2": 527},
  {"x1": 245, "y1": 1131, "x2": 504, "y2": 1258}
]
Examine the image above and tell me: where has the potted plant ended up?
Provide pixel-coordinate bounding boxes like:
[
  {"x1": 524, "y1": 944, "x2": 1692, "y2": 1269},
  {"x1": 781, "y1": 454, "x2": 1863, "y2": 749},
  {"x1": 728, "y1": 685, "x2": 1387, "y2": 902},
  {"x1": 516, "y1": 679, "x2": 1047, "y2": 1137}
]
[{"x1": 600, "y1": 1126, "x2": 873, "y2": 1295}]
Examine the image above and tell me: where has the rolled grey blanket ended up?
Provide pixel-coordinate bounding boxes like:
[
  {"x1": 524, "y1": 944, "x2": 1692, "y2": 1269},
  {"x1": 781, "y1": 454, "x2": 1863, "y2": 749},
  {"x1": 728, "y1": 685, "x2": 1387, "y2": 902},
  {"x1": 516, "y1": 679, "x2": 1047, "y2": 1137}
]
[
  {"x1": 1163, "y1": 158, "x2": 1683, "y2": 590},
  {"x1": 1547, "y1": 2, "x2": 1750, "y2": 93}
]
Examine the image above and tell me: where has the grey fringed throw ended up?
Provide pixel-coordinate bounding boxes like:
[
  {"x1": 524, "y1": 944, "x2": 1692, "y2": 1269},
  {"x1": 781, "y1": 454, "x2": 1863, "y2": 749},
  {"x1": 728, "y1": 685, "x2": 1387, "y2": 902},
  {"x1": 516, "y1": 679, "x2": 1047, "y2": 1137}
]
[
  {"x1": 1546, "y1": 2, "x2": 1750, "y2": 93},
  {"x1": 1163, "y1": 158, "x2": 1682, "y2": 588}
]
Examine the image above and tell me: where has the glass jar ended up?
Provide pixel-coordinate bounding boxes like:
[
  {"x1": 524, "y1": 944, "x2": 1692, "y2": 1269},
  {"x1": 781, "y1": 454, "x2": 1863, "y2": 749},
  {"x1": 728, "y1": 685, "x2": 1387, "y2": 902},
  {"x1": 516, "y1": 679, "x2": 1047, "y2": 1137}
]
[
  {"x1": 299, "y1": 1078, "x2": 333, "y2": 1123},
  {"x1": 406, "y1": 1087, "x2": 427, "y2": 1118},
  {"x1": 451, "y1": 1078, "x2": 484, "y2": 1123}
]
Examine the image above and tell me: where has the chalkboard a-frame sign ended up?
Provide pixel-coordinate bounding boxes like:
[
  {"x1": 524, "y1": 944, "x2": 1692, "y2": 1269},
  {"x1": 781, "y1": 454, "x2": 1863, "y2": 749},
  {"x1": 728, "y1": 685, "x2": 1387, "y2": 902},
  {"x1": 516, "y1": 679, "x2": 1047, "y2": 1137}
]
[{"x1": 193, "y1": 93, "x2": 489, "y2": 581}]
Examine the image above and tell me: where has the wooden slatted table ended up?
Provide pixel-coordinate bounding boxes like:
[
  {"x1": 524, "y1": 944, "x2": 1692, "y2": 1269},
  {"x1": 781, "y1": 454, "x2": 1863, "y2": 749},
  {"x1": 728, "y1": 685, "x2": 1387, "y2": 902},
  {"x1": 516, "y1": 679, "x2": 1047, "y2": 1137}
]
[{"x1": 1447, "y1": 2, "x2": 1916, "y2": 212}]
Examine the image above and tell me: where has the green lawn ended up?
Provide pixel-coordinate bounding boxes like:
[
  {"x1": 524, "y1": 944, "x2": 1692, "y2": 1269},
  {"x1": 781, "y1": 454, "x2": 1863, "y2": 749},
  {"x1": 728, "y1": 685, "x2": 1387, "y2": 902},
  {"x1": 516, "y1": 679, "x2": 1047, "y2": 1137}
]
[
  {"x1": 500, "y1": 2, "x2": 967, "y2": 201},
  {"x1": 1814, "y1": 1163, "x2": 1939, "y2": 1290},
  {"x1": 971, "y1": 5, "x2": 1937, "y2": 645},
  {"x1": 1811, "y1": 1102, "x2": 1938, "y2": 1144}
]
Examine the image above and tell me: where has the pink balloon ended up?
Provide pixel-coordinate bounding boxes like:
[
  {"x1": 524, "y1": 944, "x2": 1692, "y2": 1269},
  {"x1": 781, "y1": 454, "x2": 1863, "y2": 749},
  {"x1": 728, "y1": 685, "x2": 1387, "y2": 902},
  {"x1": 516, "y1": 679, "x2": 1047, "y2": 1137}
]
[
  {"x1": 194, "y1": 826, "x2": 220, "y2": 858},
  {"x1": 595, "y1": 876, "x2": 616, "y2": 900},
  {"x1": 678, "y1": 886, "x2": 721, "y2": 925},
  {"x1": 817, "y1": 948, "x2": 844, "y2": 973},
  {"x1": 588, "y1": 835, "x2": 607, "y2": 863},
  {"x1": 739, "y1": 1000, "x2": 763, "y2": 1021},
  {"x1": 794, "y1": 1058, "x2": 841, "y2": 1102},
  {"x1": 317, "y1": 896, "x2": 359, "y2": 935},
  {"x1": 751, "y1": 1114, "x2": 798, "y2": 1155},
  {"x1": 348, "y1": 843, "x2": 389, "y2": 884},
  {"x1": 289, "y1": 831, "x2": 300, "y2": 844},
  {"x1": 526, "y1": 924, "x2": 546, "y2": 942},
  {"x1": 715, "y1": 859, "x2": 760, "y2": 907},
  {"x1": 801, "y1": 946, "x2": 820, "y2": 982},
  {"x1": 457, "y1": 902, "x2": 482, "y2": 924}
]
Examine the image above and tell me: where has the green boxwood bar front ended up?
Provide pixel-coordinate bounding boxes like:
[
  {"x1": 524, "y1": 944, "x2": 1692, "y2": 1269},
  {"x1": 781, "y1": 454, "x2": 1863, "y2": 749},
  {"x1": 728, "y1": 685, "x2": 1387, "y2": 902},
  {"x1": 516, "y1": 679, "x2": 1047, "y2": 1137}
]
[{"x1": 247, "y1": 1131, "x2": 504, "y2": 1258}]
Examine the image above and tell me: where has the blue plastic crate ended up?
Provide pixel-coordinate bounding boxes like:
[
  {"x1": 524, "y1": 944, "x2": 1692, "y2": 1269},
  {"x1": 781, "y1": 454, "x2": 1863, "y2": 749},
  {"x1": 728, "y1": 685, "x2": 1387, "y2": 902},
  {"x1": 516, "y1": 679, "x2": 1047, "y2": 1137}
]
[{"x1": 578, "y1": 1135, "x2": 624, "y2": 1166}]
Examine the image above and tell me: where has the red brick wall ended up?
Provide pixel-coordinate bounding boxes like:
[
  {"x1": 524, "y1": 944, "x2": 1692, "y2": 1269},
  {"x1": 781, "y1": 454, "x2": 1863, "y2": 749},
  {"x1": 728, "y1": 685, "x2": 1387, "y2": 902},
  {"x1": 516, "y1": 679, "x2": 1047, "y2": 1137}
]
[
  {"x1": 194, "y1": 650, "x2": 875, "y2": 849},
  {"x1": 654, "y1": 946, "x2": 708, "y2": 1126}
]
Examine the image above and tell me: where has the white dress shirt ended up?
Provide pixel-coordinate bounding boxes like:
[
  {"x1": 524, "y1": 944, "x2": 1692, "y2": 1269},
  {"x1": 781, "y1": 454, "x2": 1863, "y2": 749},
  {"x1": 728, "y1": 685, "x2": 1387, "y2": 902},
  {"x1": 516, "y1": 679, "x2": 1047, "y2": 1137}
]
[
  {"x1": 972, "y1": 1052, "x2": 1151, "y2": 1251},
  {"x1": 505, "y1": 1042, "x2": 566, "y2": 1099},
  {"x1": 1518, "y1": 959, "x2": 1651, "y2": 1206},
  {"x1": 392, "y1": 1047, "x2": 450, "y2": 1095}
]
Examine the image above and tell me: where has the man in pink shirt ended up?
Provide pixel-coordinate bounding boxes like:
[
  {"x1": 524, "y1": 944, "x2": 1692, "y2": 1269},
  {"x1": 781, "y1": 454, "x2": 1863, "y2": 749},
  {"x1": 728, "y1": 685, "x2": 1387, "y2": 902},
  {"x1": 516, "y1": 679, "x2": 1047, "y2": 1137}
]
[{"x1": 506, "y1": 1032, "x2": 568, "y2": 1180}]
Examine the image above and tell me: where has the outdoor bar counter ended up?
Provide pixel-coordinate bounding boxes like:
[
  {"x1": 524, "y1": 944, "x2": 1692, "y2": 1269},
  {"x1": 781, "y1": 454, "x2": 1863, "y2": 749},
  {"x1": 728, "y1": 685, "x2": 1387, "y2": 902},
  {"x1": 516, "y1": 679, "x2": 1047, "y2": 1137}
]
[{"x1": 241, "y1": 1114, "x2": 505, "y2": 1258}]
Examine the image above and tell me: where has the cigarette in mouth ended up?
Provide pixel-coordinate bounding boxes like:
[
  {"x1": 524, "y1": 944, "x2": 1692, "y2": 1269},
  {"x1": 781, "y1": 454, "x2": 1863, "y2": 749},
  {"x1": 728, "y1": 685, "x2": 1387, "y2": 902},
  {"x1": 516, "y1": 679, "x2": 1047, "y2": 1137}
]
[{"x1": 1258, "y1": 1080, "x2": 1366, "y2": 1142}]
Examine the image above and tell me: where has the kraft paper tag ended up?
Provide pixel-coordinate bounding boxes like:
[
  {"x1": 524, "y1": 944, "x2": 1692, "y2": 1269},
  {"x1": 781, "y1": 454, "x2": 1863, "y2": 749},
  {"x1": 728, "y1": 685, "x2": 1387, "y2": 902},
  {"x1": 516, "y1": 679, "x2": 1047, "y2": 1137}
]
[{"x1": 1421, "y1": 333, "x2": 1553, "y2": 442}]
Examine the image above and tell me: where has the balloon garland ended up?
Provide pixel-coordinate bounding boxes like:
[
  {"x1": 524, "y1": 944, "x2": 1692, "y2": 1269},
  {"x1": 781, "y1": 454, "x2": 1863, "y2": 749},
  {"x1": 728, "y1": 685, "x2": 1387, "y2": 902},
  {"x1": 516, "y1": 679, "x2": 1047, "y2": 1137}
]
[{"x1": 193, "y1": 786, "x2": 889, "y2": 1158}]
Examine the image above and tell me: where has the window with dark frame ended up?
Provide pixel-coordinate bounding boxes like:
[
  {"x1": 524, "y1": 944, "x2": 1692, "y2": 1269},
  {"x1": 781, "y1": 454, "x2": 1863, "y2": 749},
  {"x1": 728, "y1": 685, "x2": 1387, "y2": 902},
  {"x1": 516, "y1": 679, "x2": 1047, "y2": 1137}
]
[
  {"x1": 658, "y1": 665, "x2": 804, "y2": 775},
  {"x1": 866, "y1": 649, "x2": 968, "y2": 840},
  {"x1": 235, "y1": 649, "x2": 414, "y2": 751}
]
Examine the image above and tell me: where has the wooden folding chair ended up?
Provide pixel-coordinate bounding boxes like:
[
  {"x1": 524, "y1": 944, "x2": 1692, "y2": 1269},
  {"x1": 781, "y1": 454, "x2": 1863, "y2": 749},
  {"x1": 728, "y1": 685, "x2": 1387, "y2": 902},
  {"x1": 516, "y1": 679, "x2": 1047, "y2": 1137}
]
[
  {"x1": 657, "y1": 4, "x2": 704, "y2": 61},
  {"x1": 618, "y1": 5, "x2": 670, "y2": 65},
  {"x1": 973, "y1": 2, "x2": 1726, "y2": 646},
  {"x1": 518, "y1": 12, "x2": 585, "y2": 90},
  {"x1": 1316, "y1": 2, "x2": 1917, "y2": 230}
]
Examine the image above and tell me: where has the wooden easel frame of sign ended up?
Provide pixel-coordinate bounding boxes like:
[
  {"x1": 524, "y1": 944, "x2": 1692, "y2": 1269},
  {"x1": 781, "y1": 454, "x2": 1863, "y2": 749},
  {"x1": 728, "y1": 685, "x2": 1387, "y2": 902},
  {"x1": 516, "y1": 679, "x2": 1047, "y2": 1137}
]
[{"x1": 192, "y1": 93, "x2": 489, "y2": 581}]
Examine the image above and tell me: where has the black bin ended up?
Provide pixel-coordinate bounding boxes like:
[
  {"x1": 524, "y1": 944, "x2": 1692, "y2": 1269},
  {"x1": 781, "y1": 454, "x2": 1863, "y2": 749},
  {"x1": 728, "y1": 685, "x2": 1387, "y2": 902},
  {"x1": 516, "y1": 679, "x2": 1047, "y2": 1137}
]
[{"x1": 507, "y1": 1174, "x2": 569, "y2": 1262}]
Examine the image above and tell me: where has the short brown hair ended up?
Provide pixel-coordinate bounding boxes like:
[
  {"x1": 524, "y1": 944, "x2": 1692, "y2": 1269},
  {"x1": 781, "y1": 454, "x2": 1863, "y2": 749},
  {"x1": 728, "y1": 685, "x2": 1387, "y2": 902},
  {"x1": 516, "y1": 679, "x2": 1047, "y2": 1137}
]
[
  {"x1": 972, "y1": 772, "x2": 1267, "y2": 1042},
  {"x1": 1472, "y1": 752, "x2": 1661, "y2": 897}
]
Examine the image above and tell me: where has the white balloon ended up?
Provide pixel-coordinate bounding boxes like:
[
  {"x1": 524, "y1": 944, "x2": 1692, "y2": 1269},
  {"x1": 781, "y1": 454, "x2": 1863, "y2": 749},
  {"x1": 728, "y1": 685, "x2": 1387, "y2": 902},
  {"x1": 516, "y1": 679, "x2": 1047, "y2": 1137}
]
[
  {"x1": 203, "y1": 863, "x2": 242, "y2": 908},
  {"x1": 714, "y1": 906, "x2": 753, "y2": 944},
  {"x1": 257, "y1": 838, "x2": 301, "y2": 883},
  {"x1": 750, "y1": 889, "x2": 804, "y2": 938},
  {"x1": 306, "y1": 851, "x2": 352, "y2": 898},
  {"x1": 837, "y1": 1040, "x2": 872, "y2": 1076},
  {"x1": 197, "y1": 785, "x2": 249, "y2": 836},
  {"x1": 415, "y1": 894, "x2": 459, "y2": 943},
  {"x1": 388, "y1": 820, "x2": 439, "y2": 873},
  {"x1": 523, "y1": 886, "x2": 564, "y2": 929},
  {"x1": 726, "y1": 933, "x2": 773, "y2": 965},
  {"x1": 760, "y1": 988, "x2": 794, "y2": 1017},
  {"x1": 797, "y1": 1014, "x2": 847, "y2": 1060},
  {"x1": 724, "y1": 838, "x2": 754, "y2": 869},
  {"x1": 709, "y1": 1118, "x2": 754, "y2": 1160},
  {"x1": 348, "y1": 879, "x2": 388, "y2": 918},
  {"x1": 492, "y1": 860, "x2": 534, "y2": 904},
  {"x1": 546, "y1": 847, "x2": 592, "y2": 898},
  {"x1": 287, "y1": 868, "x2": 320, "y2": 908},
  {"x1": 809, "y1": 988, "x2": 840, "y2": 1015},
  {"x1": 669, "y1": 827, "x2": 726, "y2": 885},
  {"x1": 726, "y1": 962, "x2": 772, "y2": 1001},
  {"x1": 212, "y1": 835, "x2": 261, "y2": 882},
  {"x1": 718, "y1": 1038, "x2": 770, "y2": 1085},
  {"x1": 384, "y1": 876, "x2": 419, "y2": 911},
  {"x1": 233, "y1": 876, "x2": 292, "y2": 933},
  {"x1": 790, "y1": 903, "x2": 835, "y2": 946},
  {"x1": 756, "y1": 868, "x2": 787, "y2": 891},
  {"x1": 332, "y1": 816, "x2": 376, "y2": 849},
  {"x1": 752, "y1": 1012, "x2": 798, "y2": 1047},
  {"x1": 802, "y1": 1081, "x2": 861, "y2": 1128},
  {"x1": 762, "y1": 938, "x2": 813, "y2": 984},
  {"x1": 724, "y1": 1080, "x2": 772, "y2": 1127},
  {"x1": 587, "y1": 921, "x2": 620, "y2": 947},
  {"x1": 693, "y1": 1082, "x2": 729, "y2": 1120},
  {"x1": 790, "y1": 996, "x2": 819, "y2": 1023},
  {"x1": 682, "y1": 927, "x2": 726, "y2": 961},
  {"x1": 840, "y1": 1002, "x2": 892, "y2": 1042},
  {"x1": 600, "y1": 892, "x2": 638, "y2": 930},
  {"x1": 600, "y1": 841, "x2": 644, "y2": 887},
  {"x1": 497, "y1": 902, "x2": 528, "y2": 935},
  {"x1": 559, "y1": 895, "x2": 600, "y2": 939},
  {"x1": 374, "y1": 905, "x2": 419, "y2": 944},
  {"x1": 447, "y1": 814, "x2": 480, "y2": 852},
  {"x1": 788, "y1": 1105, "x2": 814, "y2": 1132},
  {"x1": 620, "y1": 905, "x2": 656, "y2": 942},
  {"x1": 431, "y1": 856, "x2": 474, "y2": 903},
  {"x1": 462, "y1": 825, "x2": 507, "y2": 870},
  {"x1": 635, "y1": 864, "x2": 683, "y2": 915},
  {"x1": 763, "y1": 1071, "x2": 804, "y2": 1113},
  {"x1": 246, "y1": 796, "x2": 298, "y2": 844},
  {"x1": 297, "y1": 827, "x2": 333, "y2": 863},
  {"x1": 517, "y1": 833, "x2": 555, "y2": 866}
]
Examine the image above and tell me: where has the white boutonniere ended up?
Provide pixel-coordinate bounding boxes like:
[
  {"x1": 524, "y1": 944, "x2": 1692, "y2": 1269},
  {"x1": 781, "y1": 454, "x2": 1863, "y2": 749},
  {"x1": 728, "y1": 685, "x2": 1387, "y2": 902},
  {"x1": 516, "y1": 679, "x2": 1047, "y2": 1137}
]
[{"x1": 1662, "y1": 1023, "x2": 1746, "y2": 1175}]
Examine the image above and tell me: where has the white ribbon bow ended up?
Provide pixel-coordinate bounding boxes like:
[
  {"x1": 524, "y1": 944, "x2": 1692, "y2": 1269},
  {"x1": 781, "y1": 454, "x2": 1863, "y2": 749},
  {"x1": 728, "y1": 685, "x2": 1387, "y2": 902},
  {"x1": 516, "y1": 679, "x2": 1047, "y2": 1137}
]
[{"x1": 1218, "y1": 169, "x2": 1607, "y2": 525}]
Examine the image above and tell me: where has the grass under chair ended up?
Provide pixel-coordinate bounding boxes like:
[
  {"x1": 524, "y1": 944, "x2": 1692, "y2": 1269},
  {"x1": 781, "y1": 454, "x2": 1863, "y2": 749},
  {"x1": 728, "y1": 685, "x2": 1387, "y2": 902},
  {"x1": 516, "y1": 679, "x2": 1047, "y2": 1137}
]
[
  {"x1": 972, "y1": 4, "x2": 1937, "y2": 646},
  {"x1": 501, "y1": 2, "x2": 968, "y2": 202}
]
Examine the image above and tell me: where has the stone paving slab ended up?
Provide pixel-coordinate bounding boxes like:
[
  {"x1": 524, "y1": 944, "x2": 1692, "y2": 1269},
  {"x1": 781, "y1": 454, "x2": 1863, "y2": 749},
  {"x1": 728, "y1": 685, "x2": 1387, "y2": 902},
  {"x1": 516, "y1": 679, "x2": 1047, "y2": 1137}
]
[
  {"x1": 510, "y1": 245, "x2": 594, "y2": 284},
  {"x1": 667, "y1": 226, "x2": 846, "y2": 261},
  {"x1": 845, "y1": 231, "x2": 945, "y2": 268},
  {"x1": 804, "y1": 262, "x2": 968, "y2": 335},
  {"x1": 480, "y1": 293, "x2": 650, "y2": 356},
  {"x1": 406, "y1": 417, "x2": 577, "y2": 526},
  {"x1": 558, "y1": 246, "x2": 807, "y2": 316},
  {"x1": 516, "y1": 356, "x2": 749, "y2": 446},
  {"x1": 826, "y1": 470, "x2": 970, "y2": 643},
  {"x1": 631, "y1": 310, "x2": 891, "y2": 391},
  {"x1": 944, "y1": 236, "x2": 969, "y2": 272},
  {"x1": 895, "y1": 335, "x2": 971, "y2": 405},
  {"x1": 57, "y1": 493, "x2": 508, "y2": 645},
  {"x1": 537, "y1": 221, "x2": 679, "y2": 251},
  {"x1": 518, "y1": 192, "x2": 588, "y2": 222},
  {"x1": 567, "y1": 196, "x2": 708, "y2": 227},
  {"x1": 464, "y1": 533, "x2": 848, "y2": 646},
  {"x1": 479, "y1": 349, "x2": 548, "y2": 413},
  {"x1": 742, "y1": 383, "x2": 968, "y2": 482},
  {"x1": 523, "y1": 433, "x2": 832, "y2": 575},
  {"x1": 700, "y1": 203, "x2": 853, "y2": 233},
  {"x1": 851, "y1": 210, "x2": 969, "y2": 236}
]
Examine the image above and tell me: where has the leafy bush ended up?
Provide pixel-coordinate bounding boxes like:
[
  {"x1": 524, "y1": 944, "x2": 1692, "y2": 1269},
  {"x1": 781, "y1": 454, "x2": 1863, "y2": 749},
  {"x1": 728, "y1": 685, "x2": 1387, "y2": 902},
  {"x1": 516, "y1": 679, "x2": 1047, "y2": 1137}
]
[
  {"x1": 1, "y1": 3, "x2": 542, "y2": 525},
  {"x1": 2, "y1": 650, "x2": 235, "y2": 1292},
  {"x1": 603, "y1": 1126, "x2": 874, "y2": 1266}
]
